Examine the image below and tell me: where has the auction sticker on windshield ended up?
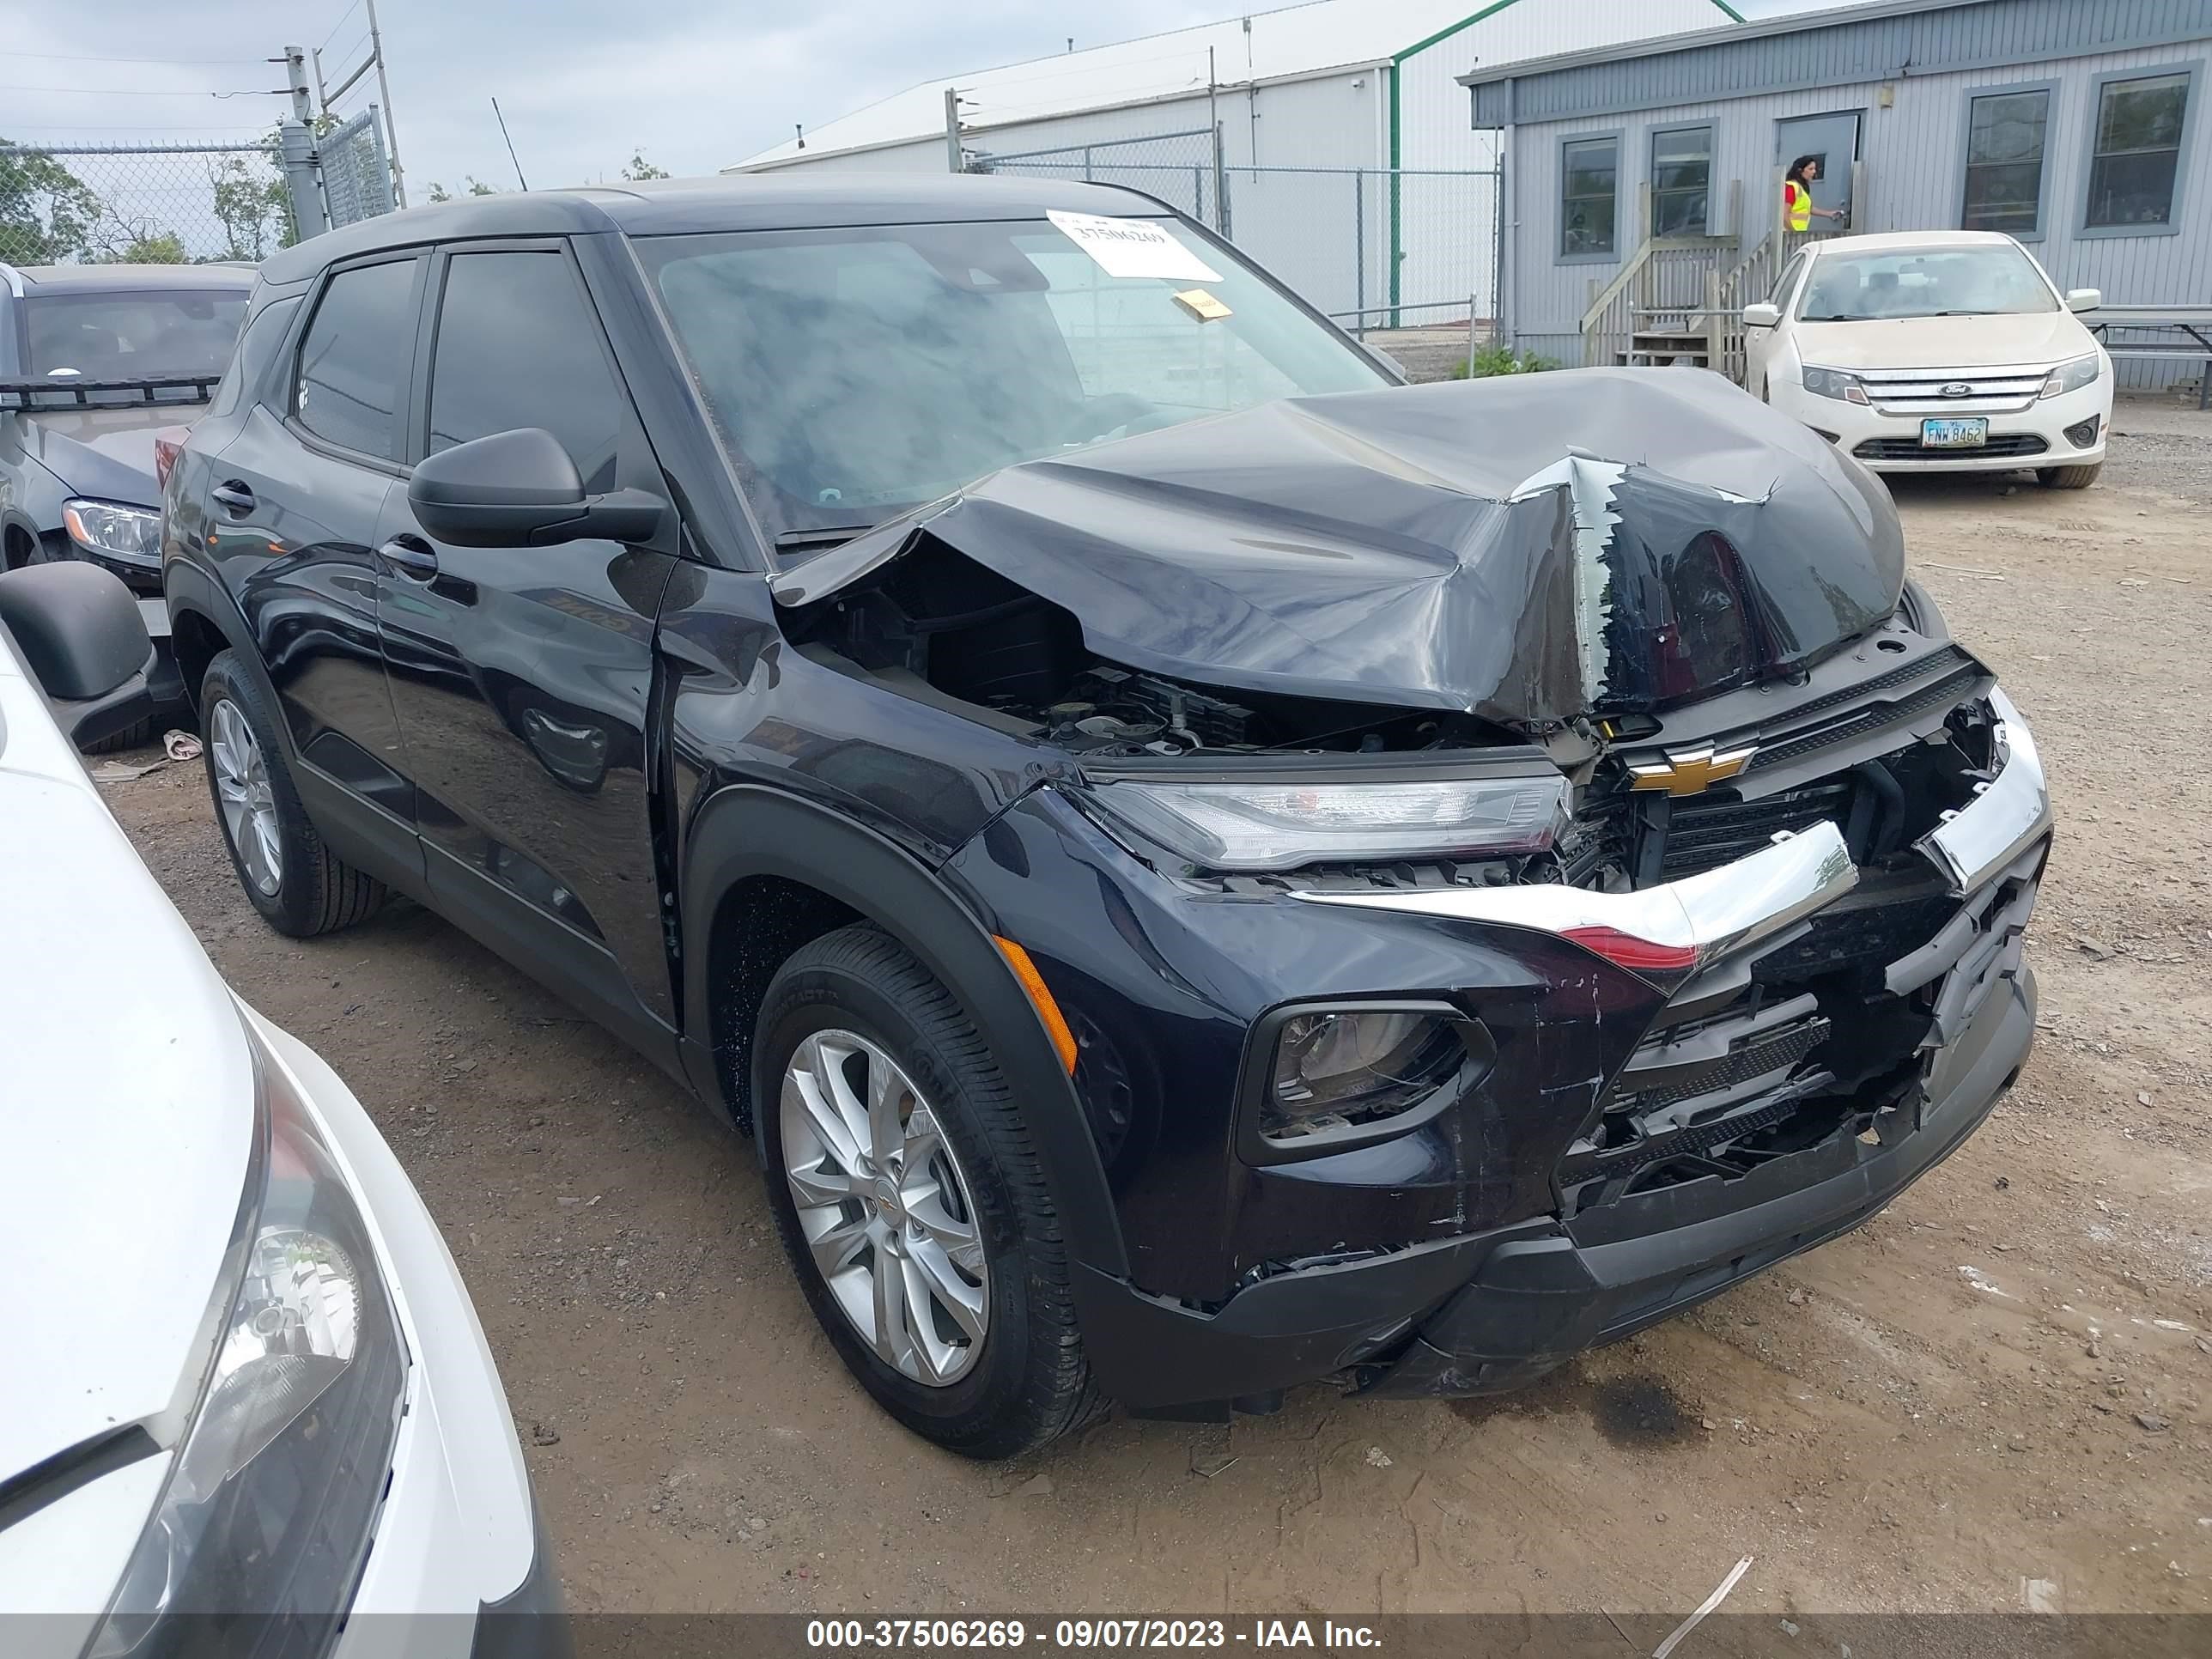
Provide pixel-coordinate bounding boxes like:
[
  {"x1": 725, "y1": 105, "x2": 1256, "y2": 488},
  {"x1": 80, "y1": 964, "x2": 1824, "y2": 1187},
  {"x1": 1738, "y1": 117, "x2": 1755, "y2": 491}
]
[{"x1": 1046, "y1": 210, "x2": 1222, "y2": 283}]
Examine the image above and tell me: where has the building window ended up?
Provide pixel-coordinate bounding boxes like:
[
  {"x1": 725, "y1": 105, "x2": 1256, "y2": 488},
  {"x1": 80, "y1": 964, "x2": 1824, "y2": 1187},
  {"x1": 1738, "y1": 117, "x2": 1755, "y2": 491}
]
[
  {"x1": 1962, "y1": 88, "x2": 2049, "y2": 234},
  {"x1": 1651, "y1": 126, "x2": 1712, "y2": 235},
  {"x1": 1560, "y1": 136, "x2": 1618, "y2": 258},
  {"x1": 2086, "y1": 70, "x2": 2191, "y2": 228}
]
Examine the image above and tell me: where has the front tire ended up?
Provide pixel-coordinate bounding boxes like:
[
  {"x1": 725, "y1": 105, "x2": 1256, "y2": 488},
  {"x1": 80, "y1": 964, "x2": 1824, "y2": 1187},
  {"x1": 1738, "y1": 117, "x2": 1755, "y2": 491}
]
[
  {"x1": 200, "y1": 649, "x2": 386, "y2": 937},
  {"x1": 754, "y1": 923, "x2": 1099, "y2": 1458},
  {"x1": 2038, "y1": 462, "x2": 2102, "y2": 489}
]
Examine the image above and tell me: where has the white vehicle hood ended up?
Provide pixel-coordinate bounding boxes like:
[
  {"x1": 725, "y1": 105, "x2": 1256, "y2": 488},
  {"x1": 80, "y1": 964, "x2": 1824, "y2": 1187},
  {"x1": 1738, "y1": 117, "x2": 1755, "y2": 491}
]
[
  {"x1": 0, "y1": 641, "x2": 253, "y2": 1489},
  {"x1": 1792, "y1": 309, "x2": 2097, "y2": 370}
]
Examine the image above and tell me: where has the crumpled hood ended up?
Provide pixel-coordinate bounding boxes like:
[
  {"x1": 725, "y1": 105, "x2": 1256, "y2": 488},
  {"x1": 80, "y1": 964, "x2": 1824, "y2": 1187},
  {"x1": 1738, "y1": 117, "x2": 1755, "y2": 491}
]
[
  {"x1": 1792, "y1": 310, "x2": 2096, "y2": 371},
  {"x1": 16, "y1": 404, "x2": 192, "y2": 507},
  {"x1": 776, "y1": 368, "x2": 1905, "y2": 726}
]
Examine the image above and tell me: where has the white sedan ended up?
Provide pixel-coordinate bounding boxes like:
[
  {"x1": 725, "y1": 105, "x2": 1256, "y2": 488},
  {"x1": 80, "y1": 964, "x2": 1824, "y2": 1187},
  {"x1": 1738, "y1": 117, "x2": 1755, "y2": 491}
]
[
  {"x1": 1744, "y1": 229, "x2": 2111, "y2": 488},
  {"x1": 0, "y1": 564, "x2": 562, "y2": 1658}
]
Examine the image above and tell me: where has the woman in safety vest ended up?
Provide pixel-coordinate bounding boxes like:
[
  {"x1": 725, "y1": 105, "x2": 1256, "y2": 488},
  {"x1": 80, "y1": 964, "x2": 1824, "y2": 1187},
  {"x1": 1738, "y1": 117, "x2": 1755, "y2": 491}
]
[{"x1": 1784, "y1": 155, "x2": 1845, "y2": 233}]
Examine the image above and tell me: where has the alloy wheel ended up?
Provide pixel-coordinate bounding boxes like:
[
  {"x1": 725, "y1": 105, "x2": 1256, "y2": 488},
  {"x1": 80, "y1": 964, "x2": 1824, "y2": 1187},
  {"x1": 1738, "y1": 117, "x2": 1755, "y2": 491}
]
[
  {"x1": 209, "y1": 698, "x2": 283, "y2": 896},
  {"x1": 780, "y1": 1030, "x2": 989, "y2": 1386}
]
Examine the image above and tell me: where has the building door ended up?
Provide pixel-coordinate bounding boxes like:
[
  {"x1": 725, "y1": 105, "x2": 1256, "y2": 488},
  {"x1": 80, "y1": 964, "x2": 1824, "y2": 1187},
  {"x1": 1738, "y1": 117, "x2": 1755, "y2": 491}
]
[{"x1": 1776, "y1": 111, "x2": 1861, "y2": 234}]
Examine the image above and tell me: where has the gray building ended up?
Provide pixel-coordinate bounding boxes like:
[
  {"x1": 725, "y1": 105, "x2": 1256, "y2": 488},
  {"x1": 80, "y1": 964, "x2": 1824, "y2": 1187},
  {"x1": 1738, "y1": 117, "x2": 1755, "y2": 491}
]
[{"x1": 1462, "y1": 0, "x2": 2212, "y2": 382}]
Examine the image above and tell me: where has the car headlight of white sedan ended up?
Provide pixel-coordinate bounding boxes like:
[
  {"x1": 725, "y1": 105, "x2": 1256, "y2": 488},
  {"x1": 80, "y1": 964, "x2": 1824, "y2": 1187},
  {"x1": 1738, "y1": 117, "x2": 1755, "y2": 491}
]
[
  {"x1": 88, "y1": 1019, "x2": 406, "y2": 1656},
  {"x1": 1800, "y1": 366, "x2": 1869, "y2": 405},
  {"x1": 2039, "y1": 354, "x2": 2101, "y2": 398}
]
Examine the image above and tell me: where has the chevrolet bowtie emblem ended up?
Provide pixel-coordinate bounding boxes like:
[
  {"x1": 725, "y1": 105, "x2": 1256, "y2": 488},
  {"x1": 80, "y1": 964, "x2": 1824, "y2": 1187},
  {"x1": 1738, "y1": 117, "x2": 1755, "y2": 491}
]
[{"x1": 1627, "y1": 742, "x2": 1758, "y2": 796}]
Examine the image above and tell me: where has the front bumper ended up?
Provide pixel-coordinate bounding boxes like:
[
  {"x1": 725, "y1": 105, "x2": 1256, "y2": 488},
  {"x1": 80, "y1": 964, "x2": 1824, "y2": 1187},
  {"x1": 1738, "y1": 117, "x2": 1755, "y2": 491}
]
[
  {"x1": 1067, "y1": 694, "x2": 2050, "y2": 1414},
  {"x1": 246, "y1": 1009, "x2": 565, "y2": 1659},
  {"x1": 1775, "y1": 377, "x2": 2109, "y2": 471}
]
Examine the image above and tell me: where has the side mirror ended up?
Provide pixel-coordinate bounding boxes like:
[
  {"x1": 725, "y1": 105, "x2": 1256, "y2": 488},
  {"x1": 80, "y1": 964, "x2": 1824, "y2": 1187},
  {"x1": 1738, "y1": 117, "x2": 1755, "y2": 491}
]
[
  {"x1": 1741, "y1": 302, "x2": 1781, "y2": 329},
  {"x1": 407, "y1": 428, "x2": 666, "y2": 548},
  {"x1": 0, "y1": 562, "x2": 156, "y2": 753},
  {"x1": 2065, "y1": 288, "x2": 2101, "y2": 313}
]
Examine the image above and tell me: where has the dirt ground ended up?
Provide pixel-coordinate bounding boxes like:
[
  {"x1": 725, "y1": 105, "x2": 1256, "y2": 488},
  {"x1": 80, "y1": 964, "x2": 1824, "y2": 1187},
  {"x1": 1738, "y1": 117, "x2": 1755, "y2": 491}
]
[{"x1": 102, "y1": 399, "x2": 2210, "y2": 1622}]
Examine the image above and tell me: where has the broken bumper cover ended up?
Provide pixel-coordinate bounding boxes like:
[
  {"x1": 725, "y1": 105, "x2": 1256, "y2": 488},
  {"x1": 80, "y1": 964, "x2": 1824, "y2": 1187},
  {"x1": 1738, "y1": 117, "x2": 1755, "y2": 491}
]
[
  {"x1": 1365, "y1": 961, "x2": 2033, "y2": 1397},
  {"x1": 1074, "y1": 694, "x2": 2048, "y2": 1413}
]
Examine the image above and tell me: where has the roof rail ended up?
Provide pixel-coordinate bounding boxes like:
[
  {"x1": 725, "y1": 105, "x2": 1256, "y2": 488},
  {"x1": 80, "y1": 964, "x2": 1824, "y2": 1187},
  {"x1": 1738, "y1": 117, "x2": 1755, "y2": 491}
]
[{"x1": 0, "y1": 261, "x2": 23, "y2": 299}]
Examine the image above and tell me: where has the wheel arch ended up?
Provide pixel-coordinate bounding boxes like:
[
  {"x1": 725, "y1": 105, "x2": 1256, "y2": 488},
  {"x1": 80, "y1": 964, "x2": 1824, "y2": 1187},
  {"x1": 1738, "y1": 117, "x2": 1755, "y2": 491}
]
[
  {"x1": 681, "y1": 784, "x2": 1128, "y2": 1279},
  {"x1": 164, "y1": 558, "x2": 281, "y2": 732}
]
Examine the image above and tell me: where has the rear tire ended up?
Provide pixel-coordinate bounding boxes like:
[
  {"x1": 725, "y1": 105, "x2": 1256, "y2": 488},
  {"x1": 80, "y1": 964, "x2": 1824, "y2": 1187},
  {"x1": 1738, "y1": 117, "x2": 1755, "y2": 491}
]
[
  {"x1": 200, "y1": 649, "x2": 386, "y2": 937},
  {"x1": 2038, "y1": 463, "x2": 2102, "y2": 489},
  {"x1": 754, "y1": 923, "x2": 1100, "y2": 1458}
]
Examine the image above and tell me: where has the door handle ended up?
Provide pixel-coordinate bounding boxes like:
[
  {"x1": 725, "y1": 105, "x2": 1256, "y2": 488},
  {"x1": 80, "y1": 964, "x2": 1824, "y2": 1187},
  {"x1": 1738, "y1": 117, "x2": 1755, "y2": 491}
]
[
  {"x1": 210, "y1": 480, "x2": 256, "y2": 515},
  {"x1": 378, "y1": 535, "x2": 439, "y2": 579}
]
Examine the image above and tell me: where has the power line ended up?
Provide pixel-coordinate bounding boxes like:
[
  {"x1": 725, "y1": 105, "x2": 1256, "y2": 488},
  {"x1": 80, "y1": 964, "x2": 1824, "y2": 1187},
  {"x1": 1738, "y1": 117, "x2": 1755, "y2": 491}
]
[
  {"x1": 0, "y1": 83, "x2": 286, "y2": 96},
  {"x1": 0, "y1": 50, "x2": 266, "y2": 65},
  {"x1": 319, "y1": 0, "x2": 366, "y2": 55}
]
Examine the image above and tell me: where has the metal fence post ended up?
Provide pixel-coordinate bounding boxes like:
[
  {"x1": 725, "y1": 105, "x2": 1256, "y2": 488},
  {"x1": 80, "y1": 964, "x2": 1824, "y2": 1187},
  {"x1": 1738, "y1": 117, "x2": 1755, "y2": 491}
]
[
  {"x1": 1354, "y1": 169, "x2": 1366, "y2": 335},
  {"x1": 280, "y1": 119, "x2": 331, "y2": 240}
]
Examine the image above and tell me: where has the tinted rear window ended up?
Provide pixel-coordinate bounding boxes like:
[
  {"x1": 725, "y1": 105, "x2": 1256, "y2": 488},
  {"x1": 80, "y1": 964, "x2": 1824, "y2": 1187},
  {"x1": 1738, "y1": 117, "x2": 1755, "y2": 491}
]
[
  {"x1": 23, "y1": 290, "x2": 247, "y2": 381},
  {"x1": 295, "y1": 259, "x2": 418, "y2": 459}
]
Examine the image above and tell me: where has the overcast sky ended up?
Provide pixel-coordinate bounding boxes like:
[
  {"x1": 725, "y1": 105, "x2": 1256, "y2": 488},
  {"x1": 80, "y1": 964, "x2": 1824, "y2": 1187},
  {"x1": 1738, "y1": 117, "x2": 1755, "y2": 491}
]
[{"x1": 3, "y1": 0, "x2": 1822, "y2": 198}]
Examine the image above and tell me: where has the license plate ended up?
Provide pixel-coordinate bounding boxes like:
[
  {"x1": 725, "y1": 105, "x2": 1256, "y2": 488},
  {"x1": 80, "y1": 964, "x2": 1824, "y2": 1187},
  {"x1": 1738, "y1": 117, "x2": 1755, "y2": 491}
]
[{"x1": 1921, "y1": 417, "x2": 1988, "y2": 448}]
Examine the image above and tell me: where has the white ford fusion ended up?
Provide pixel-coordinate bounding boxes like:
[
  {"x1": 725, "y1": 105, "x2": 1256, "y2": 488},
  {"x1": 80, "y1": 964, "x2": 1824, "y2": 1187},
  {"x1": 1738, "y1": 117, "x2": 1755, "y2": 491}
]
[
  {"x1": 1745, "y1": 230, "x2": 2111, "y2": 488},
  {"x1": 0, "y1": 566, "x2": 561, "y2": 1657}
]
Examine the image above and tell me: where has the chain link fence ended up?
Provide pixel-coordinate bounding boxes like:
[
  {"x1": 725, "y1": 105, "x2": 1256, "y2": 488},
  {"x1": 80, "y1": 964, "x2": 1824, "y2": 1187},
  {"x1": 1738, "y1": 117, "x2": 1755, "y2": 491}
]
[
  {"x1": 969, "y1": 128, "x2": 1229, "y2": 234},
  {"x1": 315, "y1": 108, "x2": 397, "y2": 231},
  {"x1": 0, "y1": 139, "x2": 296, "y2": 268},
  {"x1": 968, "y1": 126, "x2": 1501, "y2": 341},
  {"x1": 1, "y1": 119, "x2": 395, "y2": 271}
]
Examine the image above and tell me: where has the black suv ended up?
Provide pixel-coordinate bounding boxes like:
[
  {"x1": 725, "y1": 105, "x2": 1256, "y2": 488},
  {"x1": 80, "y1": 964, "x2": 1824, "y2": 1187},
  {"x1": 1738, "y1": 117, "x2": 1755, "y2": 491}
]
[{"x1": 162, "y1": 178, "x2": 2050, "y2": 1455}]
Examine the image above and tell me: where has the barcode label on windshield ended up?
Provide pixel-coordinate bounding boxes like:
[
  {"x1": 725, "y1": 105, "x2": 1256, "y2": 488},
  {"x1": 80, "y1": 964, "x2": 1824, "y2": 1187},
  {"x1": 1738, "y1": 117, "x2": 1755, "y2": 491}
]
[{"x1": 1046, "y1": 210, "x2": 1223, "y2": 283}]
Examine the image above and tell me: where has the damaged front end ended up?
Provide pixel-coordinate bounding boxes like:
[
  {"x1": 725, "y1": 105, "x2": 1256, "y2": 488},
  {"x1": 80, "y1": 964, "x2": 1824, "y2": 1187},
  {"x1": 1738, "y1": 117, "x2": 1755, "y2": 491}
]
[{"x1": 775, "y1": 366, "x2": 2049, "y2": 1409}]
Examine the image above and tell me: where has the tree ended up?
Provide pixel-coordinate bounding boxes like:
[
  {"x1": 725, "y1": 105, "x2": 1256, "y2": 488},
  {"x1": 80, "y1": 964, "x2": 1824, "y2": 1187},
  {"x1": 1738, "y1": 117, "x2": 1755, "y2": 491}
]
[
  {"x1": 427, "y1": 179, "x2": 453, "y2": 203},
  {"x1": 466, "y1": 175, "x2": 499, "y2": 196},
  {"x1": 0, "y1": 139, "x2": 104, "y2": 264},
  {"x1": 621, "y1": 150, "x2": 671, "y2": 181},
  {"x1": 210, "y1": 149, "x2": 295, "y2": 261},
  {"x1": 118, "y1": 230, "x2": 189, "y2": 264}
]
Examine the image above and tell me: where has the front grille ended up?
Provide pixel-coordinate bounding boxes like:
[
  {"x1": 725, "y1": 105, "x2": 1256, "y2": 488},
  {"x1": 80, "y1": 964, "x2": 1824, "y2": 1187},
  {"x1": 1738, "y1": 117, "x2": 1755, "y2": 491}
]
[
  {"x1": 1854, "y1": 434, "x2": 2049, "y2": 461},
  {"x1": 1660, "y1": 779, "x2": 1853, "y2": 878},
  {"x1": 1746, "y1": 665, "x2": 1980, "y2": 772},
  {"x1": 1784, "y1": 644, "x2": 1971, "y2": 725},
  {"x1": 1858, "y1": 365, "x2": 2050, "y2": 413},
  {"x1": 1613, "y1": 1015, "x2": 1831, "y2": 1117}
]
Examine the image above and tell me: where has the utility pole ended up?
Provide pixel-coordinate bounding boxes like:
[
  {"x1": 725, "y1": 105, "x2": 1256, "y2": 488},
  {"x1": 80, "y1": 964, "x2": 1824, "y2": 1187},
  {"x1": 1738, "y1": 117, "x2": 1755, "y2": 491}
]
[
  {"x1": 944, "y1": 86, "x2": 963, "y2": 173},
  {"x1": 283, "y1": 45, "x2": 314, "y2": 125},
  {"x1": 363, "y1": 0, "x2": 408, "y2": 206}
]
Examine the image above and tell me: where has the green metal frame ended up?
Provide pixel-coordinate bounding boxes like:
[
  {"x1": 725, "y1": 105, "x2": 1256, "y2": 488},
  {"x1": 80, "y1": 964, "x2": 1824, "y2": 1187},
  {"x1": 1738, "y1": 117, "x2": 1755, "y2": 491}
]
[{"x1": 1385, "y1": 0, "x2": 1748, "y2": 325}]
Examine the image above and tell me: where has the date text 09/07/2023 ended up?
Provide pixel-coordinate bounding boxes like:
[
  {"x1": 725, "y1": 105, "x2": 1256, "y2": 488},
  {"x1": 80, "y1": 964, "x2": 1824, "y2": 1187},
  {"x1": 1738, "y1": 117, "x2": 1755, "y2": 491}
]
[{"x1": 805, "y1": 1620, "x2": 1384, "y2": 1650}]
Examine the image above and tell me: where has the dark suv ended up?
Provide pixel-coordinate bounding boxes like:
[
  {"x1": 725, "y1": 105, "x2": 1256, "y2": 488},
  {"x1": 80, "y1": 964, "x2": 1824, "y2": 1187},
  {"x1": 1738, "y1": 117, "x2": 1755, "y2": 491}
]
[{"x1": 162, "y1": 178, "x2": 2050, "y2": 1455}]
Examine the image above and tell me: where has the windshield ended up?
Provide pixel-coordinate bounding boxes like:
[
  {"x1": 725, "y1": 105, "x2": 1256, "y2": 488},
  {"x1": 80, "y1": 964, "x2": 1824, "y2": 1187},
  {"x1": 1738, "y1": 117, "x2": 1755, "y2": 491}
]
[
  {"x1": 24, "y1": 289, "x2": 249, "y2": 381},
  {"x1": 638, "y1": 217, "x2": 1391, "y2": 541},
  {"x1": 1796, "y1": 244, "x2": 2057, "y2": 323}
]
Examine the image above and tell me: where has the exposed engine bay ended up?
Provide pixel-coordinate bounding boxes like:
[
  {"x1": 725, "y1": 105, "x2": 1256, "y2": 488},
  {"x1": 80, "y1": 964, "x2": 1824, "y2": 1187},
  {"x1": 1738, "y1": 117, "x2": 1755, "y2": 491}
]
[{"x1": 786, "y1": 535, "x2": 1508, "y2": 758}]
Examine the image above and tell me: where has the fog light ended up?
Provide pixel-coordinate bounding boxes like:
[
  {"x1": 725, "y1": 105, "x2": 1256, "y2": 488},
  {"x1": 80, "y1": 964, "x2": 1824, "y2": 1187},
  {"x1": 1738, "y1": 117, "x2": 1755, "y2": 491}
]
[
  {"x1": 1261, "y1": 1006, "x2": 1480, "y2": 1146},
  {"x1": 2064, "y1": 416, "x2": 2100, "y2": 449}
]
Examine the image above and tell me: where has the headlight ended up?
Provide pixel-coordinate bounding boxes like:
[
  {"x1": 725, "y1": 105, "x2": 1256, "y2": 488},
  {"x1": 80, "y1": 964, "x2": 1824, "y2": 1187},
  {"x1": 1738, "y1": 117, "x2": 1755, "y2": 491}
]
[
  {"x1": 1082, "y1": 772, "x2": 1570, "y2": 872},
  {"x1": 89, "y1": 1018, "x2": 405, "y2": 1655},
  {"x1": 2040, "y1": 354, "x2": 2100, "y2": 398},
  {"x1": 1251, "y1": 1002, "x2": 1494, "y2": 1153},
  {"x1": 1800, "y1": 367, "x2": 1869, "y2": 405},
  {"x1": 62, "y1": 499, "x2": 162, "y2": 566}
]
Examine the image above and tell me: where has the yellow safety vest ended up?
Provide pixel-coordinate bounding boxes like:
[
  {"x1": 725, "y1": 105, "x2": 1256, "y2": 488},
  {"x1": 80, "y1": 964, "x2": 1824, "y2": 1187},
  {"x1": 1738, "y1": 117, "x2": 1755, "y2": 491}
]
[{"x1": 1784, "y1": 180, "x2": 1812, "y2": 234}]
